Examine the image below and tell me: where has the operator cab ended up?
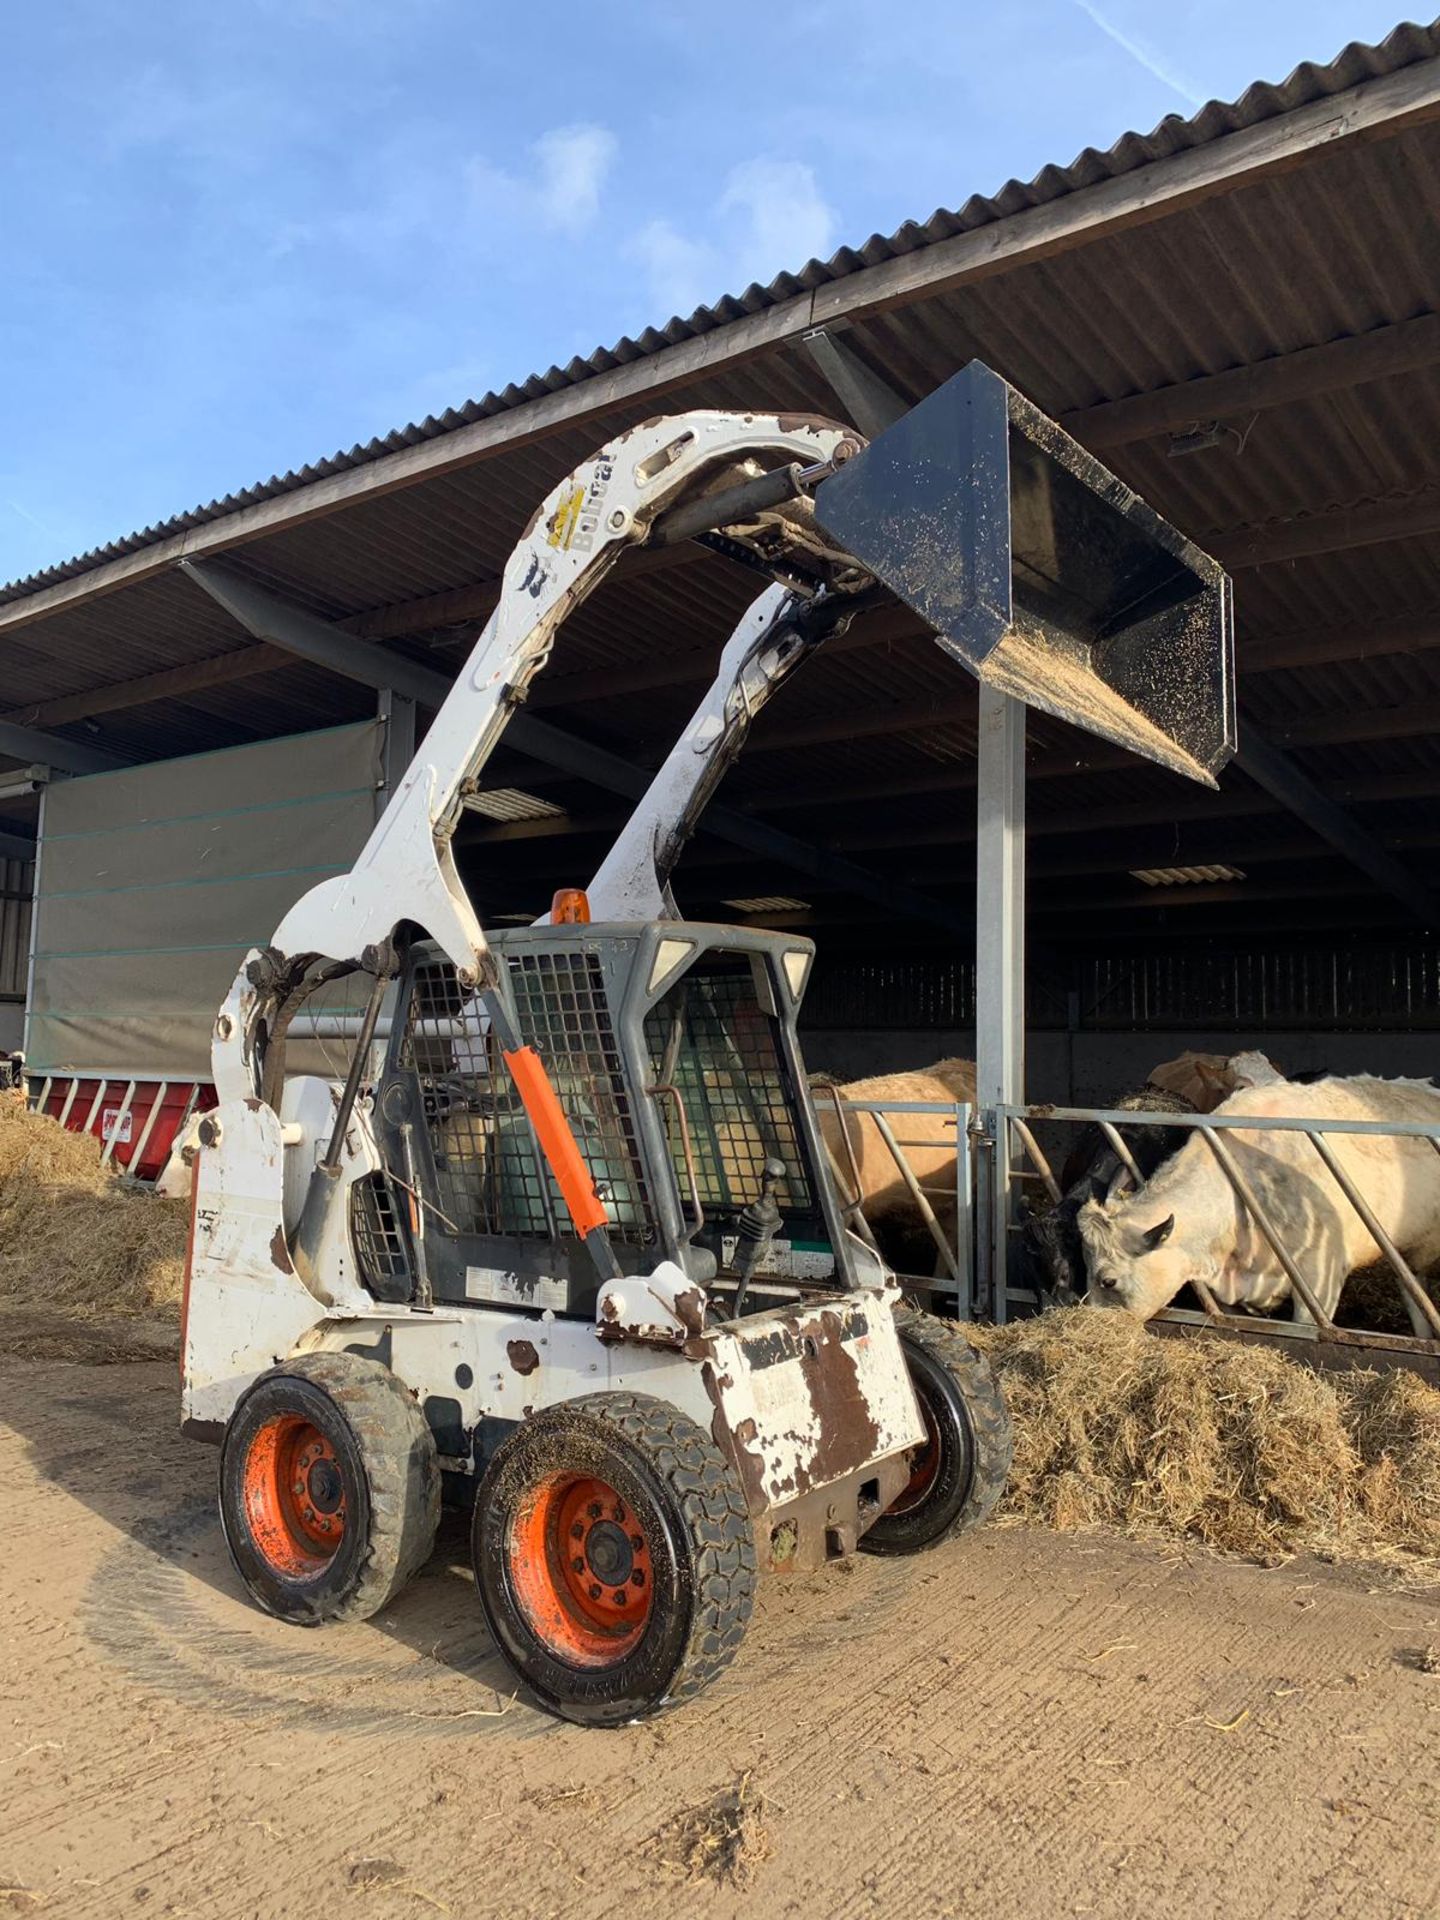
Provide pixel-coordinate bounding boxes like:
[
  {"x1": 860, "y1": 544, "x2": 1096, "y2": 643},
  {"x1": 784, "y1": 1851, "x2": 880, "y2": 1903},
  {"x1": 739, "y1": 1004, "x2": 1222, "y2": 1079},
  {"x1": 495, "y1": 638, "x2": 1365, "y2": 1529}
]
[{"x1": 356, "y1": 921, "x2": 861, "y2": 1319}]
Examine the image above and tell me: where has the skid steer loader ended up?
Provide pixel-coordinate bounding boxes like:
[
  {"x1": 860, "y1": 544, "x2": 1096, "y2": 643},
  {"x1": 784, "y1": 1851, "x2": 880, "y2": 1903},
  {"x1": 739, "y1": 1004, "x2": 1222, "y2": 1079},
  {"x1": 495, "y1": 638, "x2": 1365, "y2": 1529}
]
[{"x1": 182, "y1": 363, "x2": 1233, "y2": 1725}]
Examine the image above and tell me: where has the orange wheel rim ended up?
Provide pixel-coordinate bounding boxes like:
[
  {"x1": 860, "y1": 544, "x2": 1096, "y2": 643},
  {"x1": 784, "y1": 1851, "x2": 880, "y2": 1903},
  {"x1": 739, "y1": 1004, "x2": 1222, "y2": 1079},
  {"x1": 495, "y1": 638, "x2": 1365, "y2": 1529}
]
[
  {"x1": 889, "y1": 1396, "x2": 941, "y2": 1516},
  {"x1": 506, "y1": 1472, "x2": 654, "y2": 1670},
  {"x1": 242, "y1": 1413, "x2": 348, "y2": 1579}
]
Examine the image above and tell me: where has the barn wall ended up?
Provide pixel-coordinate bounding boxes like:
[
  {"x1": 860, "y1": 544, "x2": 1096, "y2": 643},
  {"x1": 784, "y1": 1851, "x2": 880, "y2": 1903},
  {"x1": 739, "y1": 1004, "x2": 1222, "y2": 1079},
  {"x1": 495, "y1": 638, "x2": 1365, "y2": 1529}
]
[
  {"x1": 27, "y1": 722, "x2": 383, "y2": 1079},
  {"x1": 802, "y1": 1028, "x2": 1439, "y2": 1104},
  {"x1": 800, "y1": 941, "x2": 1440, "y2": 1099}
]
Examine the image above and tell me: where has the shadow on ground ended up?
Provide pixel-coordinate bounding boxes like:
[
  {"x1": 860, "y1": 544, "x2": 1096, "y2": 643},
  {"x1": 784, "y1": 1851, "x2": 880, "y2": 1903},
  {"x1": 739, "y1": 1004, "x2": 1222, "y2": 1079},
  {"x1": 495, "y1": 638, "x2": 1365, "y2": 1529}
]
[{"x1": 0, "y1": 1320, "x2": 555, "y2": 1741}]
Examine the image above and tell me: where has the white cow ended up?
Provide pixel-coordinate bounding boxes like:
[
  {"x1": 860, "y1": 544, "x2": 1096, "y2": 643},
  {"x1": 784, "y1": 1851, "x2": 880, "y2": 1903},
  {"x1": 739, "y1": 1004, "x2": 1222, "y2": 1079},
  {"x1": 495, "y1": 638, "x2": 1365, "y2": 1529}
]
[{"x1": 1079, "y1": 1075, "x2": 1440, "y2": 1325}]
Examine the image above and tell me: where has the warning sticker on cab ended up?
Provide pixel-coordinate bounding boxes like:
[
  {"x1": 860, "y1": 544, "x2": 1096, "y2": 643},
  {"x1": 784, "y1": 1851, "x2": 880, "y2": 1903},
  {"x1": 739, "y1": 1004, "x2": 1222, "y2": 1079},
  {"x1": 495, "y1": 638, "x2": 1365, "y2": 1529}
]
[
  {"x1": 720, "y1": 1237, "x2": 834, "y2": 1281},
  {"x1": 465, "y1": 1267, "x2": 568, "y2": 1312}
]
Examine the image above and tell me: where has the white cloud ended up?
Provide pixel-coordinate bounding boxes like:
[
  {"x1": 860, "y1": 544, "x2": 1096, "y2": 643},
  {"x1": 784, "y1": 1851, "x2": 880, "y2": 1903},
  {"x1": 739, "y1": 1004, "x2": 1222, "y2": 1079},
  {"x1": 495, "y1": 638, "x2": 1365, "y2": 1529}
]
[
  {"x1": 97, "y1": 64, "x2": 292, "y2": 171},
  {"x1": 533, "y1": 124, "x2": 618, "y2": 233},
  {"x1": 719, "y1": 158, "x2": 836, "y2": 282},
  {"x1": 628, "y1": 157, "x2": 836, "y2": 318},
  {"x1": 465, "y1": 123, "x2": 617, "y2": 236},
  {"x1": 295, "y1": 119, "x2": 619, "y2": 268}
]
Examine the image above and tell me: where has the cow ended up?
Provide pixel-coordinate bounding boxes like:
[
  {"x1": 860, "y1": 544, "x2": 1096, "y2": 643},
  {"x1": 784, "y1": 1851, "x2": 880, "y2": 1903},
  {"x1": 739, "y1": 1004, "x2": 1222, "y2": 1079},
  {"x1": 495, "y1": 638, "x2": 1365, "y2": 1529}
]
[
  {"x1": 1019, "y1": 1084, "x2": 1197, "y2": 1307},
  {"x1": 1078, "y1": 1074, "x2": 1440, "y2": 1326},
  {"x1": 811, "y1": 1058, "x2": 976, "y2": 1241},
  {"x1": 1020, "y1": 1051, "x2": 1296, "y2": 1306}
]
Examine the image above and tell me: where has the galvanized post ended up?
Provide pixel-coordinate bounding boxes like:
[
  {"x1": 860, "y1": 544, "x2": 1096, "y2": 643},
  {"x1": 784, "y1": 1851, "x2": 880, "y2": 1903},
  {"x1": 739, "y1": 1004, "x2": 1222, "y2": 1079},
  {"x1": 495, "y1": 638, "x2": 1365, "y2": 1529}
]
[
  {"x1": 954, "y1": 1103, "x2": 974, "y2": 1321},
  {"x1": 974, "y1": 686, "x2": 1026, "y2": 1322},
  {"x1": 377, "y1": 690, "x2": 417, "y2": 821}
]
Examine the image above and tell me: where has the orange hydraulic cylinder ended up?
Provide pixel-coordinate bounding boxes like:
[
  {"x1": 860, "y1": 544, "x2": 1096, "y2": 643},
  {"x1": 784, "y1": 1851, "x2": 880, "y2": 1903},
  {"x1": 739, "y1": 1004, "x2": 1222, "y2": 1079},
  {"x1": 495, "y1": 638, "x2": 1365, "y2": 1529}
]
[{"x1": 502, "y1": 1045, "x2": 610, "y2": 1237}]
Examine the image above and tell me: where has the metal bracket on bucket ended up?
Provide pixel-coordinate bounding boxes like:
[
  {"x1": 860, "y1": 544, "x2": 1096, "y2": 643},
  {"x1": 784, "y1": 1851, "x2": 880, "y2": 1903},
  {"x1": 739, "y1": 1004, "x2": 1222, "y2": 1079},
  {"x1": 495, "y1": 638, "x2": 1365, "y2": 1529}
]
[{"x1": 812, "y1": 360, "x2": 1236, "y2": 786}]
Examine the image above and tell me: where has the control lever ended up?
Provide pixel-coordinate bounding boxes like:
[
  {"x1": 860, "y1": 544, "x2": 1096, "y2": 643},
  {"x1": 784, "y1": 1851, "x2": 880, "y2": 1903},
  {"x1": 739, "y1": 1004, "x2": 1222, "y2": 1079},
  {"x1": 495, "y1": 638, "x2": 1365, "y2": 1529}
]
[{"x1": 732, "y1": 1158, "x2": 787, "y2": 1319}]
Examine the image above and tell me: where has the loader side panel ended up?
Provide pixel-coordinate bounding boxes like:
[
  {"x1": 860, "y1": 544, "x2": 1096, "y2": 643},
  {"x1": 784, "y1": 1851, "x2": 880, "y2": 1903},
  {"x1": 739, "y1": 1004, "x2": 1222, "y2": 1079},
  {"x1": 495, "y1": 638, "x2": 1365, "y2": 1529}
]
[
  {"x1": 704, "y1": 1296, "x2": 924, "y2": 1513},
  {"x1": 182, "y1": 1099, "x2": 324, "y2": 1434}
]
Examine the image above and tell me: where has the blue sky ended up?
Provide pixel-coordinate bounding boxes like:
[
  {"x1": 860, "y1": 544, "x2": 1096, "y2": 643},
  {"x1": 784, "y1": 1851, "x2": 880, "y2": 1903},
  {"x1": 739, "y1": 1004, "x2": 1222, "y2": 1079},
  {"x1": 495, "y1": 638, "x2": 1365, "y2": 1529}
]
[{"x1": 0, "y1": 1, "x2": 1417, "y2": 585}]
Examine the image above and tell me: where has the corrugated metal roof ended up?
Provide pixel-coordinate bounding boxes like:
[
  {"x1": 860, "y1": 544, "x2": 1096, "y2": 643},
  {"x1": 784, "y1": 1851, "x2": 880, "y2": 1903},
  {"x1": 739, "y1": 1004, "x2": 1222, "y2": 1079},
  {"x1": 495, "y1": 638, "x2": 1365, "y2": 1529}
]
[{"x1": 5, "y1": 16, "x2": 1438, "y2": 604}]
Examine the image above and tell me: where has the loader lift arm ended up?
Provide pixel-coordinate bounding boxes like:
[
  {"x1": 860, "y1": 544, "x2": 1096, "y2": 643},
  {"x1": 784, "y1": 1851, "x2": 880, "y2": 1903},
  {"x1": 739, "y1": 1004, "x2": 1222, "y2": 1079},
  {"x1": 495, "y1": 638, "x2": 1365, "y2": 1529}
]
[
  {"x1": 575, "y1": 581, "x2": 878, "y2": 923},
  {"x1": 212, "y1": 366, "x2": 1232, "y2": 1285},
  {"x1": 213, "y1": 410, "x2": 869, "y2": 1098}
]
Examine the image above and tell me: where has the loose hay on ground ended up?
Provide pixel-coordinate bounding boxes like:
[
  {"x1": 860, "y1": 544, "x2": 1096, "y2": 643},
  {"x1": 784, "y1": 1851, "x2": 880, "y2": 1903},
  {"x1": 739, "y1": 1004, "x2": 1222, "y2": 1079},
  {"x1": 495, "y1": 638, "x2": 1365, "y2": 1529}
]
[
  {"x1": 0, "y1": 1101, "x2": 187, "y2": 1320},
  {"x1": 3, "y1": 1095, "x2": 1435, "y2": 1568},
  {"x1": 969, "y1": 1309, "x2": 1440, "y2": 1562},
  {"x1": 645, "y1": 1773, "x2": 772, "y2": 1892},
  {"x1": 1345, "y1": 1366, "x2": 1440, "y2": 1555}
]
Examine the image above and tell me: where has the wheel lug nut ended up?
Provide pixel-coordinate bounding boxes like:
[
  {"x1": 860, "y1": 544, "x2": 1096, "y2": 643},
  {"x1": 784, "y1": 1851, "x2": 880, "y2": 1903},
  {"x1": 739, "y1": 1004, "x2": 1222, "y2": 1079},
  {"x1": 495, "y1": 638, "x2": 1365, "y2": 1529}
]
[
  {"x1": 612, "y1": 1590, "x2": 628, "y2": 1606},
  {"x1": 572, "y1": 1556, "x2": 585, "y2": 1573},
  {"x1": 588, "y1": 1583, "x2": 602, "y2": 1601},
  {"x1": 587, "y1": 1502, "x2": 602, "y2": 1519},
  {"x1": 613, "y1": 1502, "x2": 626, "y2": 1522},
  {"x1": 631, "y1": 1569, "x2": 645, "y2": 1588},
  {"x1": 630, "y1": 1533, "x2": 643, "y2": 1551},
  {"x1": 571, "y1": 1523, "x2": 584, "y2": 1539}
]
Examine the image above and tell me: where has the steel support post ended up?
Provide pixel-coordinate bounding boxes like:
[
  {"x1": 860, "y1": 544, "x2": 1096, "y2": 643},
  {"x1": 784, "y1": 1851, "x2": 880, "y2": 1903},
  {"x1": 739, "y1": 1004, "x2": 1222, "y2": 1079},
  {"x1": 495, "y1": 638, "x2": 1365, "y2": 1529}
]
[
  {"x1": 974, "y1": 685, "x2": 1026, "y2": 1321},
  {"x1": 377, "y1": 689, "x2": 417, "y2": 821}
]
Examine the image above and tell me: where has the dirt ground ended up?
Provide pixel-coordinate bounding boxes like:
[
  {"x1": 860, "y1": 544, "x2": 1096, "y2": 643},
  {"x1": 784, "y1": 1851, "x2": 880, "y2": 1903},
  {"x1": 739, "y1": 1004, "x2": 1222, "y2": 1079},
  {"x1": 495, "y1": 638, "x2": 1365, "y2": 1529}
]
[{"x1": 2, "y1": 1333, "x2": 1438, "y2": 1920}]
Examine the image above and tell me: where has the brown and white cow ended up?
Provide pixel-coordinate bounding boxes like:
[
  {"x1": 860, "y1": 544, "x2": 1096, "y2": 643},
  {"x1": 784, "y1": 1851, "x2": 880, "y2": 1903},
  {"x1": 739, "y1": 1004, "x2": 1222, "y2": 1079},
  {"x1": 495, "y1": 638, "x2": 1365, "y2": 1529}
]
[{"x1": 1078, "y1": 1075, "x2": 1440, "y2": 1324}]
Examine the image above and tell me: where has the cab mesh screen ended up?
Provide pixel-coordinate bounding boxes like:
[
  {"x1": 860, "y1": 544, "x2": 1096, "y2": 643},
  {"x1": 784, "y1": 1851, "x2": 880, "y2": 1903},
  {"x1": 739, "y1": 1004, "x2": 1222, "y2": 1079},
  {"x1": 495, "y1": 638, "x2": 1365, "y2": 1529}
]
[
  {"x1": 644, "y1": 959, "x2": 811, "y2": 1213},
  {"x1": 399, "y1": 952, "x2": 652, "y2": 1243}
]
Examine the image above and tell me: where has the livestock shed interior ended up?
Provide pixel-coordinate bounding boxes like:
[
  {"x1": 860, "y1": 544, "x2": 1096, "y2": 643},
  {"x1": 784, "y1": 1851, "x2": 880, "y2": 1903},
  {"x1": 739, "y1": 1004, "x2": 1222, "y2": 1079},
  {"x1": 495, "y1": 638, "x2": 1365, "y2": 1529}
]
[{"x1": 4, "y1": 19, "x2": 1440, "y2": 1096}]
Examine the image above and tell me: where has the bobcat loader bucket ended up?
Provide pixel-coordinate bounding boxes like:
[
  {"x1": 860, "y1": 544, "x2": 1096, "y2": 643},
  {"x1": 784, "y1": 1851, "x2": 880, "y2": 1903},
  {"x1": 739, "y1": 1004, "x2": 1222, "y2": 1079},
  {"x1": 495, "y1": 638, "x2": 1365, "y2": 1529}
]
[{"x1": 812, "y1": 360, "x2": 1235, "y2": 785}]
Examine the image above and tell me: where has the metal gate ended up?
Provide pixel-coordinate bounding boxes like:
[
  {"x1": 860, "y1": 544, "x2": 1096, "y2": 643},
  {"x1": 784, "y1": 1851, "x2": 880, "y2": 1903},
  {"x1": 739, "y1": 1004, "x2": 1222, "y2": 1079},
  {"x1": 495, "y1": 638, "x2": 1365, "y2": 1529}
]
[
  {"x1": 813, "y1": 1091, "x2": 1440, "y2": 1378},
  {"x1": 989, "y1": 1101, "x2": 1440, "y2": 1377}
]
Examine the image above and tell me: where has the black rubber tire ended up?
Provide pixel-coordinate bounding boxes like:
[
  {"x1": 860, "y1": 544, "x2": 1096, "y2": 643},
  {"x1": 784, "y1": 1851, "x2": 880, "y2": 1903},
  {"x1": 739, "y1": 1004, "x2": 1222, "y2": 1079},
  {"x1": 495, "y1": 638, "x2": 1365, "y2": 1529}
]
[
  {"x1": 859, "y1": 1308, "x2": 1012, "y2": 1556},
  {"x1": 473, "y1": 1391, "x2": 756, "y2": 1728},
  {"x1": 220, "y1": 1350, "x2": 440, "y2": 1626}
]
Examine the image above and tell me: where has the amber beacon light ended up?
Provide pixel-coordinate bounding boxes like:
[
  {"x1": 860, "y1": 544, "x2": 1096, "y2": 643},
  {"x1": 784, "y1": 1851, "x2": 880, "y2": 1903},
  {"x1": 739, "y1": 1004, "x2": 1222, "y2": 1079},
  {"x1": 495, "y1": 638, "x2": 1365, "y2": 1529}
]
[{"x1": 550, "y1": 887, "x2": 591, "y2": 924}]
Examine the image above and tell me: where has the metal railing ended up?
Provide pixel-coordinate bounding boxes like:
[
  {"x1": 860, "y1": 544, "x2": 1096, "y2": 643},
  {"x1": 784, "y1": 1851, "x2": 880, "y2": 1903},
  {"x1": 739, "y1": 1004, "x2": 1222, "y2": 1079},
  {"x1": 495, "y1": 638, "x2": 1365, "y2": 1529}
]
[
  {"x1": 992, "y1": 1101, "x2": 1440, "y2": 1363},
  {"x1": 807, "y1": 1089, "x2": 1440, "y2": 1367},
  {"x1": 810, "y1": 1094, "x2": 974, "y2": 1315}
]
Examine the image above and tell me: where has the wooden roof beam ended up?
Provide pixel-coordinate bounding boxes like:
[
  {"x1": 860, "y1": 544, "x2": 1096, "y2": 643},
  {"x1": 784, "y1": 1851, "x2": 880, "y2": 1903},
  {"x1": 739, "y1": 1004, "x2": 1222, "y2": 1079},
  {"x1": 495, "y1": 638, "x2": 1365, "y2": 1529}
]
[
  {"x1": 1, "y1": 642, "x2": 289, "y2": 730},
  {"x1": 349, "y1": 540, "x2": 707, "y2": 644},
  {"x1": 0, "y1": 720, "x2": 128, "y2": 776},
  {"x1": 1234, "y1": 730, "x2": 1440, "y2": 925},
  {"x1": 1063, "y1": 310, "x2": 1440, "y2": 450},
  {"x1": 7, "y1": 586, "x2": 1435, "y2": 740},
  {"x1": 1213, "y1": 487, "x2": 1440, "y2": 570},
  {"x1": 184, "y1": 560, "x2": 974, "y2": 940}
]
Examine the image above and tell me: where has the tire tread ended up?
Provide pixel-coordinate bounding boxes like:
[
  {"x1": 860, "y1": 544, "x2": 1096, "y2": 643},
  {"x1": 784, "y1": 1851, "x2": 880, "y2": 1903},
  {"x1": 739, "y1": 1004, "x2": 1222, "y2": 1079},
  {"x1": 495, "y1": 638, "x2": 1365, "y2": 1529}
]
[
  {"x1": 860, "y1": 1307, "x2": 1012, "y2": 1554},
  {"x1": 570, "y1": 1391, "x2": 757, "y2": 1709},
  {"x1": 477, "y1": 1390, "x2": 756, "y2": 1720},
  {"x1": 224, "y1": 1351, "x2": 440, "y2": 1626}
]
